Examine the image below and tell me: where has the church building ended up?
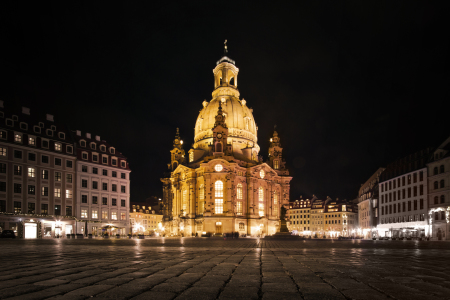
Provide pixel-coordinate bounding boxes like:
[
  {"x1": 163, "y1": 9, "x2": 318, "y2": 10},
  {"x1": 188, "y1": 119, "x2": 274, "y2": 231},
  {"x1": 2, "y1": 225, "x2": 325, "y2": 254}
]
[{"x1": 161, "y1": 44, "x2": 292, "y2": 237}]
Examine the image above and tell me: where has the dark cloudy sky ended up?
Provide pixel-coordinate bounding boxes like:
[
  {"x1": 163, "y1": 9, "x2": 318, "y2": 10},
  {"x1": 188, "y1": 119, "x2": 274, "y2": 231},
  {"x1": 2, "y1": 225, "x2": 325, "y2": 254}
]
[{"x1": 1, "y1": 1, "x2": 449, "y2": 202}]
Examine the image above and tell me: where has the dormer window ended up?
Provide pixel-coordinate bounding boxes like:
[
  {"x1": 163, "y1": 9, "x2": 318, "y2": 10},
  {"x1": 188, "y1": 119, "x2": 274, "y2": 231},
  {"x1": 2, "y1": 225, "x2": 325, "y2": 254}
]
[
  {"x1": 5, "y1": 119, "x2": 13, "y2": 127},
  {"x1": 82, "y1": 152, "x2": 88, "y2": 160},
  {"x1": 51, "y1": 125, "x2": 56, "y2": 131},
  {"x1": 80, "y1": 140, "x2": 86, "y2": 147},
  {"x1": 14, "y1": 133, "x2": 22, "y2": 143},
  {"x1": 111, "y1": 158, "x2": 117, "y2": 166},
  {"x1": 12, "y1": 115, "x2": 18, "y2": 121},
  {"x1": 46, "y1": 129, "x2": 53, "y2": 136},
  {"x1": 54, "y1": 143, "x2": 62, "y2": 151},
  {"x1": 0, "y1": 130, "x2": 6, "y2": 139},
  {"x1": 110, "y1": 147, "x2": 115, "y2": 154},
  {"x1": 67, "y1": 145, "x2": 73, "y2": 154},
  {"x1": 34, "y1": 126, "x2": 41, "y2": 133},
  {"x1": 20, "y1": 122, "x2": 28, "y2": 130},
  {"x1": 100, "y1": 145, "x2": 106, "y2": 152},
  {"x1": 28, "y1": 136, "x2": 36, "y2": 146},
  {"x1": 39, "y1": 122, "x2": 44, "y2": 128},
  {"x1": 121, "y1": 161, "x2": 126, "y2": 168},
  {"x1": 92, "y1": 154, "x2": 98, "y2": 162},
  {"x1": 42, "y1": 139, "x2": 49, "y2": 148},
  {"x1": 90, "y1": 143, "x2": 96, "y2": 150},
  {"x1": 58, "y1": 132, "x2": 65, "y2": 139},
  {"x1": 102, "y1": 155, "x2": 108, "y2": 164}
]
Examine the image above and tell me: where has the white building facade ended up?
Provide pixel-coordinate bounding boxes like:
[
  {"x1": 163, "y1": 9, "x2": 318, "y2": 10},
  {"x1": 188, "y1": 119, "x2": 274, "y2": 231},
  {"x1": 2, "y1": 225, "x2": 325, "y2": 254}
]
[
  {"x1": 427, "y1": 136, "x2": 450, "y2": 240},
  {"x1": 75, "y1": 131, "x2": 131, "y2": 236},
  {"x1": 377, "y1": 148, "x2": 431, "y2": 238}
]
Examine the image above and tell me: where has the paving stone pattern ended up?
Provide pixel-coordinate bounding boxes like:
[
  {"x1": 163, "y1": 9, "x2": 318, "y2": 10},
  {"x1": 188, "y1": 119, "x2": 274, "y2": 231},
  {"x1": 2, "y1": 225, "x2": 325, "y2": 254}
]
[{"x1": 0, "y1": 238, "x2": 449, "y2": 299}]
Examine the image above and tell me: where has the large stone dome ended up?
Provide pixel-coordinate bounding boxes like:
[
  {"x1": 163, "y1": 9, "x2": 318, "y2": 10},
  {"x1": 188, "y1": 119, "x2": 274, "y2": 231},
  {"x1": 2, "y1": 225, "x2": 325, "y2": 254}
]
[{"x1": 193, "y1": 56, "x2": 260, "y2": 159}]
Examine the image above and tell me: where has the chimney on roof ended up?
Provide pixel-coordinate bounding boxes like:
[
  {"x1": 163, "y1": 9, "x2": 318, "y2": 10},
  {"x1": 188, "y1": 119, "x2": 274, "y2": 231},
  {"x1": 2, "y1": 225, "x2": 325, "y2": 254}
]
[
  {"x1": 22, "y1": 107, "x2": 30, "y2": 115},
  {"x1": 86, "y1": 133, "x2": 91, "y2": 139},
  {"x1": 76, "y1": 130, "x2": 81, "y2": 136},
  {"x1": 46, "y1": 114, "x2": 54, "y2": 122},
  {"x1": 0, "y1": 100, "x2": 3, "y2": 108},
  {"x1": 95, "y1": 136, "x2": 100, "y2": 141}
]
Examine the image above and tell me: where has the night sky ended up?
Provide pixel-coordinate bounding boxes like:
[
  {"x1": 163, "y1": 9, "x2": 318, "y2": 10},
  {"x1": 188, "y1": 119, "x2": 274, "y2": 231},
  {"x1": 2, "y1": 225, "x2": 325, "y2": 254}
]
[{"x1": 1, "y1": 2, "x2": 449, "y2": 202}]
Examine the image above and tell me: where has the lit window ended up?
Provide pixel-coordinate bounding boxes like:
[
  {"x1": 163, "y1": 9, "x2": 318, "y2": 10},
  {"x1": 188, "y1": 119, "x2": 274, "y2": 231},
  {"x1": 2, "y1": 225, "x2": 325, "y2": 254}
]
[
  {"x1": 0, "y1": 130, "x2": 6, "y2": 139},
  {"x1": 274, "y1": 160, "x2": 279, "y2": 170},
  {"x1": 258, "y1": 187, "x2": 264, "y2": 217},
  {"x1": 66, "y1": 189, "x2": 72, "y2": 198},
  {"x1": 14, "y1": 133, "x2": 22, "y2": 143},
  {"x1": 121, "y1": 212, "x2": 126, "y2": 220},
  {"x1": 237, "y1": 201, "x2": 242, "y2": 215},
  {"x1": 81, "y1": 209, "x2": 88, "y2": 218},
  {"x1": 215, "y1": 180, "x2": 223, "y2": 214},
  {"x1": 274, "y1": 192, "x2": 278, "y2": 216},
  {"x1": 92, "y1": 210, "x2": 98, "y2": 219},
  {"x1": 55, "y1": 143, "x2": 61, "y2": 151},
  {"x1": 28, "y1": 137, "x2": 35, "y2": 146},
  {"x1": 237, "y1": 183, "x2": 243, "y2": 200},
  {"x1": 102, "y1": 210, "x2": 108, "y2": 219},
  {"x1": 0, "y1": 147, "x2": 6, "y2": 156},
  {"x1": 55, "y1": 172, "x2": 61, "y2": 181},
  {"x1": 28, "y1": 167, "x2": 35, "y2": 178},
  {"x1": 199, "y1": 184, "x2": 205, "y2": 214},
  {"x1": 189, "y1": 151, "x2": 194, "y2": 162},
  {"x1": 54, "y1": 188, "x2": 61, "y2": 198},
  {"x1": 215, "y1": 164, "x2": 223, "y2": 172},
  {"x1": 111, "y1": 212, "x2": 117, "y2": 220},
  {"x1": 182, "y1": 189, "x2": 187, "y2": 215},
  {"x1": 260, "y1": 169, "x2": 265, "y2": 179}
]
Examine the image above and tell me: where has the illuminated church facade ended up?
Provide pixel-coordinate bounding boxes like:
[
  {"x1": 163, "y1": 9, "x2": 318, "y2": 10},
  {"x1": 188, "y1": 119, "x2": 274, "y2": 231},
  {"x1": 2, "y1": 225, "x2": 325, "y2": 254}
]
[{"x1": 161, "y1": 44, "x2": 292, "y2": 236}]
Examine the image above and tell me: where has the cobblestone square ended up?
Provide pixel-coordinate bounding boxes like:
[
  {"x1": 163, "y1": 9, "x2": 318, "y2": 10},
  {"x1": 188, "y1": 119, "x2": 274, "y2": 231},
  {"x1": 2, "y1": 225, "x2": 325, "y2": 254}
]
[{"x1": 0, "y1": 238, "x2": 449, "y2": 300}]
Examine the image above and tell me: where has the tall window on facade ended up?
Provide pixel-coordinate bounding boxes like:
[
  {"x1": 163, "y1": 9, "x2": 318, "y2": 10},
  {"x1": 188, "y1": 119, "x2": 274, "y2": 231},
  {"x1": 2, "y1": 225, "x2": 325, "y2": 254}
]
[
  {"x1": 215, "y1": 180, "x2": 223, "y2": 214},
  {"x1": 189, "y1": 152, "x2": 194, "y2": 162},
  {"x1": 182, "y1": 189, "x2": 187, "y2": 216},
  {"x1": 258, "y1": 187, "x2": 264, "y2": 217},
  {"x1": 237, "y1": 184, "x2": 243, "y2": 200},
  {"x1": 199, "y1": 184, "x2": 204, "y2": 214},
  {"x1": 273, "y1": 191, "x2": 278, "y2": 216},
  {"x1": 237, "y1": 201, "x2": 242, "y2": 215}
]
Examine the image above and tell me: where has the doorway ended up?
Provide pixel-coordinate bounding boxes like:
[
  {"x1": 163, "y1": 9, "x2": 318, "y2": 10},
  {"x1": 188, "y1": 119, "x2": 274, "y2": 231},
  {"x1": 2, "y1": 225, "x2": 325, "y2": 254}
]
[
  {"x1": 215, "y1": 222, "x2": 222, "y2": 235},
  {"x1": 24, "y1": 223, "x2": 37, "y2": 239}
]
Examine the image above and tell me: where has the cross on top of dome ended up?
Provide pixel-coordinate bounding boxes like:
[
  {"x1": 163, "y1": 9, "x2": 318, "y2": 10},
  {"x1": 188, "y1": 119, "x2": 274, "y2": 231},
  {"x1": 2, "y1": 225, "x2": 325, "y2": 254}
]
[{"x1": 217, "y1": 39, "x2": 235, "y2": 65}]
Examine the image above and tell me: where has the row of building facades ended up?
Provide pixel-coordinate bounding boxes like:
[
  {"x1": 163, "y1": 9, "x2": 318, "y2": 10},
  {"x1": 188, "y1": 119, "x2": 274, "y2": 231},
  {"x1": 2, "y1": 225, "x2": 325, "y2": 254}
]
[
  {"x1": 0, "y1": 101, "x2": 131, "y2": 238},
  {"x1": 288, "y1": 136, "x2": 450, "y2": 240}
]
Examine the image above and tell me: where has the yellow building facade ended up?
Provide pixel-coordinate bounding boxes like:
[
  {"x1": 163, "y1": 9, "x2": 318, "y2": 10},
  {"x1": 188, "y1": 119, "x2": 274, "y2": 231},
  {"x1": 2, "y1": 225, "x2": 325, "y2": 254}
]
[
  {"x1": 161, "y1": 45, "x2": 292, "y2": 237},
  {"x1": 129, "y1": 205, "x2": 163, "y2": 235}
]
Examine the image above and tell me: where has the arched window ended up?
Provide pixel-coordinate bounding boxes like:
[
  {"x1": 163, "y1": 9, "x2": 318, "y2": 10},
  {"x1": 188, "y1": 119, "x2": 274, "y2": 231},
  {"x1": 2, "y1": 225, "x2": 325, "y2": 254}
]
[
  {"x1": 237, "y1": 184, "x2": 243, "y2": 200},
  {"x1": 441, "y1": 195, "x2": 445, "y2": 204},
  {"x1": 440, "y1": 180, "x2": 445, "y2": 188},
  {"x1": 440, "y1": 165, "x2": 445, "y2": 173},
  {"x1": 434, "y1": 167, "x2": 438, "y2": 175},
  {"x1": 172, "y1": 161, "x2": 178, "y2": 170},
  {"x1": 182, "y1": 189, "x2": 187, "y2": 216},
  {"x1": 216, "y1": 142, "x2": 222, "y2": 153},
  {"x1": 274, "y1": 160, "x2": 279, "y2": 170},
  {"x1": 215, "y1": 181, "x2": 223, "y2": 214},
  {"x1": 199, "y1": 184, "x2": 204, "y2": 214},
  {"x1": 258, "y1": 187, "x2": 264, "y2": 217},
  {"x1": 434, "y1": 181, "x2": 439, "y2": 189}
]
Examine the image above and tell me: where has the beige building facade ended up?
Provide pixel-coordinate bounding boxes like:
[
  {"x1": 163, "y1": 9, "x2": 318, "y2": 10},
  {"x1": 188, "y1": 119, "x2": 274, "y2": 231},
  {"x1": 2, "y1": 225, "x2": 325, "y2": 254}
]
[{"x1": 161, "y1": 47, "x2": 292, "y2": 237}]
